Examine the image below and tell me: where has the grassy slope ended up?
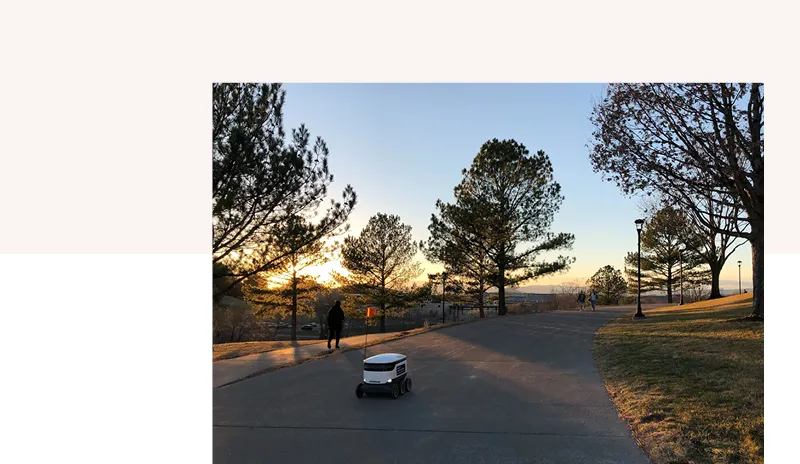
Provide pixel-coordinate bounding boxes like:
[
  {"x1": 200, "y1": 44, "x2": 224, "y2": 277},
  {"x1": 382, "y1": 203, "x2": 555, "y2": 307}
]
[
  {"x1": 594, "y1": 294, "x2": 763, "y2": 464},
  {"x1": 213, "y1": 319, "x2": 476, "y2": 362},
  {"x1": 213, "y1": 340, "x2": 324, "y2": 361}
]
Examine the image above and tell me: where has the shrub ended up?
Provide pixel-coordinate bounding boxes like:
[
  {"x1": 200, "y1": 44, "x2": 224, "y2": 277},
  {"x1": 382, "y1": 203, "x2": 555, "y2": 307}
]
[{"x1": 213, "y1": 299, "x2": 256, "y2": 343}]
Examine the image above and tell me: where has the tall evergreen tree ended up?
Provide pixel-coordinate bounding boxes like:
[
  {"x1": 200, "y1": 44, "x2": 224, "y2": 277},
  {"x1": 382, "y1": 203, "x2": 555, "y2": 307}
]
[
  {"x1": 336, "y1": 213, "x2": 429, "y2": 333},
  {"x1": 587, "y1": 265, "x2": 627, "y2": 305},
  {"x1": 245, "y1": 274, "x2": 320, "y2": 335},
  {"x1": 243, "y1": 215, "x2": 337, "y2": 340},
  {"x1": 213, "y1": 83, "x2": 356, "y2": 299},
  {"x1": 423, "y1": 200, "x2": 497, "y2": 318},
  {"x1": 444, "y1": 139, "x2": 574, "y2": 315},
  {"x1": 623, "y1": 207, "x2": 709, "y2": 303}
]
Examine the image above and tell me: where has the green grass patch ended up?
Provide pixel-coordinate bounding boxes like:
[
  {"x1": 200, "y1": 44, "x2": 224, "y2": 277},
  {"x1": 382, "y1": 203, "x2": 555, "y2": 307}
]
[{"x1": 593, "y1": 294, "x2": 763, "y2": 464}]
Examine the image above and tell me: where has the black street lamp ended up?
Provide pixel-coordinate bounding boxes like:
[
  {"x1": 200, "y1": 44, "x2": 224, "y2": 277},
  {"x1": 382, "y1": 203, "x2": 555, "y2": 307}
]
[
  {"x1": 679, "y1": 245, "x2": 684, "y2": 306},
  {"x1": 634, "y1": 219, "x2": 646, "y2": 319},
  {"x1": 442, "y1": 272, "x2": 447, "y2": 324},
  {"x1": 738, "y1": 260, "x2": 742, "y2": 294}
]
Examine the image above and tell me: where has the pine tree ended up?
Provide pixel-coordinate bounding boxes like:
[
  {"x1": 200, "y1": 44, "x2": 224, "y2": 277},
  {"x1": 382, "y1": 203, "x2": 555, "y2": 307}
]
[
  {"x1": 213, "y1": 83, "x2": 356, "y2": 299},
  {"x1": 624, "y1": 207, "x2": 710, "y2": 303},
  {"x1": 443, "y1": 139, "x2": 574, "y2": 315},
  {"x1": 587, "y1": 265, "x2": 627, "y2": 305},
  {"x1": 336, "y1": 213, "x2": 429, "y2": 333}
]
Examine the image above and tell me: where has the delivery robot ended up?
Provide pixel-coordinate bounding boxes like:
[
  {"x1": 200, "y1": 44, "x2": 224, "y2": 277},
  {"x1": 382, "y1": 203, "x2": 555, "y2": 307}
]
[{"x1": 355, "y1": 353, "x2": 412, "y2": 399}]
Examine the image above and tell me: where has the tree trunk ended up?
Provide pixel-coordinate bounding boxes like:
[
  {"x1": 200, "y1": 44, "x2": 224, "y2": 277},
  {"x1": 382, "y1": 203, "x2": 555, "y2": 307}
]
[
  {"x1": 708, "y1": 262, "x2": 723, "y2": 299},
  {"x1": 317, "y1": 312, "x2": 324, "y2": 340},
  {"x1": 290, "y1": 273, "x2": 298, "y2": 341},
  {"x1": 498, "y1": 256, "x2": 507, "y2": 316},
  {"x1": 478, "y1": 279, "x2": 485, "y2": 318},
  {"x1": 380, "y1": 302, "x2": 386, "y2": 333},
  {"x1": 666, "y1": 267, "x2": 673, "y2": 303},
  {"x1": 751, "y1": 227, "x2": 764, "y2": 318},
  {"x1": 380, "y1": 279, "x2": 387, "y2": 333},
  {"x1": 498, "y1": 284, "x2": 506, "y2": 316}
]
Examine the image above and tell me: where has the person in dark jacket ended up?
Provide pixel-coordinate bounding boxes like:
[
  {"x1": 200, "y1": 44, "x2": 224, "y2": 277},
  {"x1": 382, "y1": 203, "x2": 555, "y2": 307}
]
[
  {"x1": 327, "y1": 300, "x2": 345, "y2": 349},
  {"x1": 577, "y1": 291, "x2": 586, "y2": 311}
]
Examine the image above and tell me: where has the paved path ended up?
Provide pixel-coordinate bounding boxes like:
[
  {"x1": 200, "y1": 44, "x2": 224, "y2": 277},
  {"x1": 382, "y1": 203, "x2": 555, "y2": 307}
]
[
  {"x1": 214, "y1": 306, "x2": 661, "y2": 463},
  {"x1": 213, "y1": 332, "x2": 398, "y2": 388}
]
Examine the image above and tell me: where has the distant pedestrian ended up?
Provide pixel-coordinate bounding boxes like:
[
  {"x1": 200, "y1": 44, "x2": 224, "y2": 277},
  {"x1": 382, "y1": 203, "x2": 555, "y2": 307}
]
[
  {"x1": 589, "y1": 290, "x2": 597, "y2": 312},
  {"x1": 327, "y1": 300, "x2": 345, "y2": 349},
  {"x1": 577, "y1": 291, "x2": 586, "y2": 311}
]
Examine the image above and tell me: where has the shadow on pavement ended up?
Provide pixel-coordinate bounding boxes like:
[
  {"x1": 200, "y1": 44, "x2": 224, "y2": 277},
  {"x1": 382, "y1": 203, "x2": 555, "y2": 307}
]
[{"x1": 213, "y1": 306, "x2": 654, "y2": 463}]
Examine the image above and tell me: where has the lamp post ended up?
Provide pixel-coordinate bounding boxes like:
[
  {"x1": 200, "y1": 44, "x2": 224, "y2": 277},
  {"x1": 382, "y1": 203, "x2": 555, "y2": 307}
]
[
  {"x1": 738, "y1": 260, "x2": 742, "y2": 294},
  {"x1": 679, "y1": 246, "x2": 684, "y2": 306},
  {"x1": 442, "y1": 272, "x2": 446, "y2": 324},
  {"x1": 634, "y1": 219, "x2": 645, "y2": 319}
]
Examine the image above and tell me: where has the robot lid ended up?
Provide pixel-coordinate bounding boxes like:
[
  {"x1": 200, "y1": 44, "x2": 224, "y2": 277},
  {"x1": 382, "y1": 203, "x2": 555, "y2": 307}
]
[{"x1": 364, "y1": 353, "x2": 406, "y2": 364}]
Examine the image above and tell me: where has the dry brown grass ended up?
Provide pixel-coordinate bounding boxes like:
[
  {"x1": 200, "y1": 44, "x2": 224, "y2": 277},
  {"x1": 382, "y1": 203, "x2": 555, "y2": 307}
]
[
  {"x1": 213, "y1": 340, "x2": 324, "y2": 361},
  {"x1": 594, "y1": 294, "x2": 763, "y2": 464},
  {"x1": 214, "y1": 318, "x2": 480, "y2": 387},
  {"x1": 213, "y1": 319, "x2": 477, "y2": 363}
]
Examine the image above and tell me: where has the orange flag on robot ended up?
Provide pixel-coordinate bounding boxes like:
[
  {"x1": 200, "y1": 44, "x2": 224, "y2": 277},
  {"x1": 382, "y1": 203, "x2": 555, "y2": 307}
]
[{"x1": 363, "y1": 307, "x2": 377, "y2": 359}]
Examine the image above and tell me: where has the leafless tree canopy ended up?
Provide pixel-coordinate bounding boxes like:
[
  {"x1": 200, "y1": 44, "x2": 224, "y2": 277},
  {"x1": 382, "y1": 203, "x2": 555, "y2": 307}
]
[{"x1": 590, "y1": 83, "x2": 763, "y2": 317}]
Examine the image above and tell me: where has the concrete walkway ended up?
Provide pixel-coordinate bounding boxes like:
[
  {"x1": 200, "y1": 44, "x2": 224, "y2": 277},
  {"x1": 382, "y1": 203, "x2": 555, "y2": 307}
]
[
  {"x1": 213, "y1": 331, "x2": 399, "y2": 388},
  {"x1": 214, "y1": 306, "x2": 662, "y2": 463}
]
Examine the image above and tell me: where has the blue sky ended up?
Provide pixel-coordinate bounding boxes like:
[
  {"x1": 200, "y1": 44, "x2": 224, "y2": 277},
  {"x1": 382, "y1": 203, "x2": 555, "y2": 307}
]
[{"x1": 281, "y1": 84, "x2": 753, "y2": 292}]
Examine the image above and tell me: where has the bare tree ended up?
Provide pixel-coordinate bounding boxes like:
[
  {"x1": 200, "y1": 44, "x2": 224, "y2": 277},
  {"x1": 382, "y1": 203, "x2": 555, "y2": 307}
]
[
  {"x1": 684, "y1": 284, "x2": 710, "y2": 304},
  {"x1": 548, "y1": 279, "x2": 588, "y2": 311},
  {"x1": 641, "y1": 194, "x2": 746, "y2": 299},
  {"x1": 590, "y1": 83, "x2": 763, "y2": 318},
  {"x1": 682, "y1": 193, "x2": 747, "y2": 298}
]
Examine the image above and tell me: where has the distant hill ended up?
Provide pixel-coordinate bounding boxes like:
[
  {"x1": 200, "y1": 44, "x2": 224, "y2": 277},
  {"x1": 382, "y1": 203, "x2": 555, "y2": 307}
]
[{"x1": 485, "y1": 285, "x2": 748, "y2": 299}]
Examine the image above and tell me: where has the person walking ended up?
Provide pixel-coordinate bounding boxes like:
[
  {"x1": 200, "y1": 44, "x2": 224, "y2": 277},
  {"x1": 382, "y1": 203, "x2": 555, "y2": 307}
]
[
  {"x1": 577, "y1": 290, "x2": 586, "y2": 311},
  {"x1": 327, "y1": 300, "x2": 345, "y2": 349},
  {"x1": 589, "y1": 290, "x2": 597, "y2": 312}
]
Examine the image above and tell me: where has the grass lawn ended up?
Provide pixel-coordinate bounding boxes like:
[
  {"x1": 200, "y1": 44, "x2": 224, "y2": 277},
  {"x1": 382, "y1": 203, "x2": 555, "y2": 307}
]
[
  {"x1": 593, "y1": 294, "x2": 763, "y2": 464},
  {"x1": 213, "y1": 340, "x2": 324, "y2": 362}
]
